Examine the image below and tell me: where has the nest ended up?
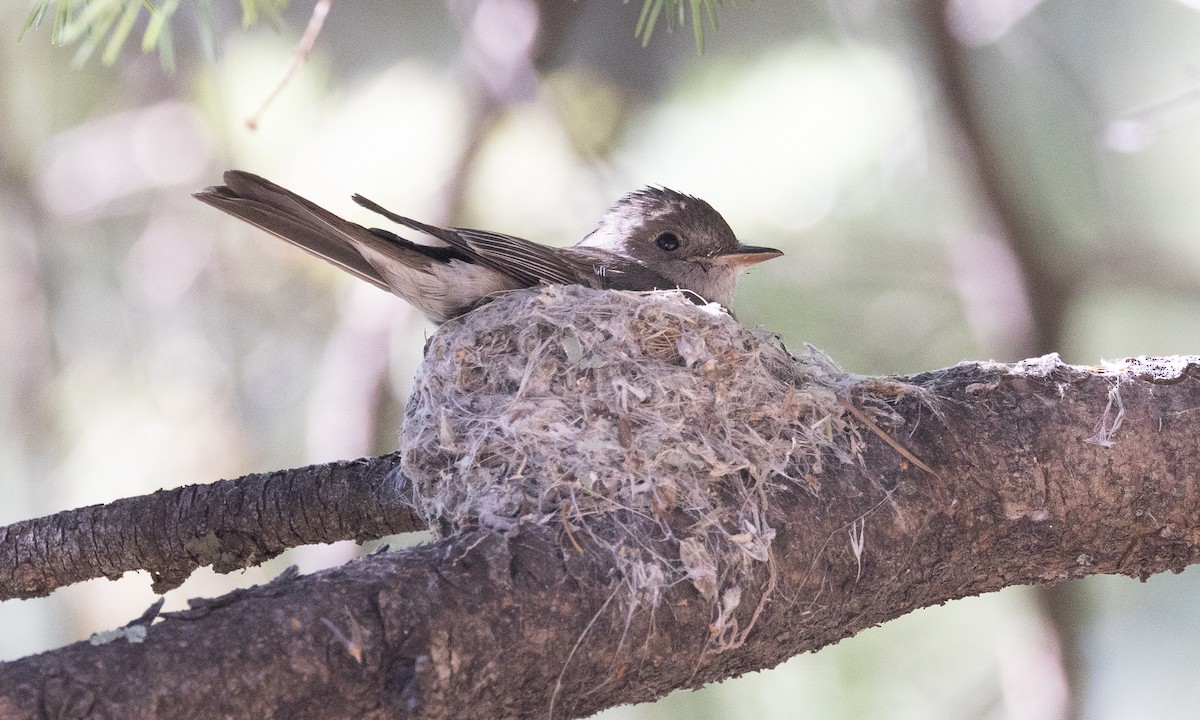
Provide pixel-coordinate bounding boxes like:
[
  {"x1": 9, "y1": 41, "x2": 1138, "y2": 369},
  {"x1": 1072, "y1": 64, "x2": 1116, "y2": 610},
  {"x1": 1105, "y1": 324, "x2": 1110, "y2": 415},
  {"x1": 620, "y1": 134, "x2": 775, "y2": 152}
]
[{"x1": 398, "y1": 285, "x2": 859, "y2": 647}]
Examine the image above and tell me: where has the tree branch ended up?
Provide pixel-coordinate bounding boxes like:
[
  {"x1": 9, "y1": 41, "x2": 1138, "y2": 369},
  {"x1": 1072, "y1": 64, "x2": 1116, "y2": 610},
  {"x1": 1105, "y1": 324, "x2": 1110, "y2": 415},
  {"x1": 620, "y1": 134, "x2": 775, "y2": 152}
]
[
  {"x1": 1, "y1": 289, "x2": 1198, "y2": 719},
  {"x1": 0, "y1": 452, "x2": 420, "y2": 600}
]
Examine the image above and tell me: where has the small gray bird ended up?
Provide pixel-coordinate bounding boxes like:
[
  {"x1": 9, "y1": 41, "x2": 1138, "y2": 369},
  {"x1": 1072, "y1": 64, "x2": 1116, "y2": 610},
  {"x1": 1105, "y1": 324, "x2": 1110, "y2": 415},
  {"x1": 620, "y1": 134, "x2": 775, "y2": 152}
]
[{"x1": 194, "y1": 171, "x2": 781, "y2": 323}]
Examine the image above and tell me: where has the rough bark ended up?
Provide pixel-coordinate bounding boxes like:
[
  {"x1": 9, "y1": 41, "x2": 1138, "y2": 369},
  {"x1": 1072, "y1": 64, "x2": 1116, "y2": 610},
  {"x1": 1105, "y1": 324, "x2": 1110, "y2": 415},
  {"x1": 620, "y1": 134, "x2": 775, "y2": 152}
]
[
  {"x1": 1, "y1": 350, "x2": 1198, "y2": 719},
  {"x1": 0, "y1": 453, "x2": 422, "y2": 599}
]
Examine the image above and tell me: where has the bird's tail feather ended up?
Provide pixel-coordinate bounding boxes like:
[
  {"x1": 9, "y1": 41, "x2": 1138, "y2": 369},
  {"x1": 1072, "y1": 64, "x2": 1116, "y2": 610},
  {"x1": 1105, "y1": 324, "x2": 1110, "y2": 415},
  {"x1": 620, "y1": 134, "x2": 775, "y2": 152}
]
[{"x1": 194, "y1": 171, "x2": 391, "y2": 291}]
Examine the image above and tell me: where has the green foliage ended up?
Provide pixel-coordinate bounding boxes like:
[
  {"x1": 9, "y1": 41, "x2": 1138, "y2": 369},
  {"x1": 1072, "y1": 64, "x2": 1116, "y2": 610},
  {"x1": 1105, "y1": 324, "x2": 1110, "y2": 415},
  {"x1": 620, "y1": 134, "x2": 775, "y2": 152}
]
[
  {"x1": 631, "y1": 0, "x2": 725, "y2": 53},
  {"x1": 18, "y1": 0, "x2": 721, "y2": 70},
  {"x1": 19, "y1": 0, "x2": 288, "y2": 70}
]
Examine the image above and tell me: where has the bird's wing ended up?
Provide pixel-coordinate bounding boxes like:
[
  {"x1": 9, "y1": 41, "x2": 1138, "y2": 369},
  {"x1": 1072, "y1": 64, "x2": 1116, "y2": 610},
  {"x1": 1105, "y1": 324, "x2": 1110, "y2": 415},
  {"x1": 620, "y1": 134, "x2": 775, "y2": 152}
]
[
  {"x1": 353, "y1": 194, "x2": 600, "y2": 287},
  {"x1": 450, "y1": 228, "x2": 600, "y2": 287}
]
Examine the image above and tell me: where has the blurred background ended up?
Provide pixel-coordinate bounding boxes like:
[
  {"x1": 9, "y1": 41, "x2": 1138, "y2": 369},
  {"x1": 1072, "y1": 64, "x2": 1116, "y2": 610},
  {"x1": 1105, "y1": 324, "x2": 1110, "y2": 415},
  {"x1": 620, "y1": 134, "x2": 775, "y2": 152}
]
[{"x1": 3, "y1": 0, "x2": 1200, "y2": 717}]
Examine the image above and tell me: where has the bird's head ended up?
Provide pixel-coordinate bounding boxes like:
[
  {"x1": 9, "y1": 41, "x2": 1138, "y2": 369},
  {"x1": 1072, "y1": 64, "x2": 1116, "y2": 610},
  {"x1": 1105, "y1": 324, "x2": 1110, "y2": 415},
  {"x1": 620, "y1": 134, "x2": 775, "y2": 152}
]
[{"x1": 580, "y1": 187, "x2": 782, "y2": 307}]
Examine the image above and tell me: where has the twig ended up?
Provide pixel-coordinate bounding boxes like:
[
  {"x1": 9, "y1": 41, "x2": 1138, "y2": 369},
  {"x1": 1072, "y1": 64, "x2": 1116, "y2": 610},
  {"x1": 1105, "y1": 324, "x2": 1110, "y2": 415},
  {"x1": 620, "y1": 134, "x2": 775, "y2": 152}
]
[
  {"x1": 838, "y1": 395, "x2": 940, "y2": 479},
  {"x1": 245, "y1": 0, "x2": 333, "y2": 130}
]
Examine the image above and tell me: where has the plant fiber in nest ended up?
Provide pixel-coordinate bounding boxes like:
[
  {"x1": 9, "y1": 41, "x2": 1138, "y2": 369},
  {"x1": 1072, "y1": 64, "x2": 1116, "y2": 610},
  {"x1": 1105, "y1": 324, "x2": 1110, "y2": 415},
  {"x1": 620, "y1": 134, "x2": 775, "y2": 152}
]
[{"x1": 398, "y1": 285, "x2": 857, "y2": 621}]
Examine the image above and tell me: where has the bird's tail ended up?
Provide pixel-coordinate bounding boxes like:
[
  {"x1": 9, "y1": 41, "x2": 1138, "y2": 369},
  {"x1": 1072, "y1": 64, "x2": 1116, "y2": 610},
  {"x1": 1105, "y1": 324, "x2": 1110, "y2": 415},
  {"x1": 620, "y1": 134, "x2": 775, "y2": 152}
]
[{"x1": 193, "y1": 170, "x2": 390, "y2": 291}]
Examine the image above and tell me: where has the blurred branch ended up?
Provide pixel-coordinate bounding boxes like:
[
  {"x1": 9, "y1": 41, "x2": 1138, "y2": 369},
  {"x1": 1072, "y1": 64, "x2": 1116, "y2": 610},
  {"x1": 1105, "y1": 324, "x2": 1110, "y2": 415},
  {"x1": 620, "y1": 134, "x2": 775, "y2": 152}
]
[
  {"x1": 920, "y1": 0, "x2": 1075, "y2": 357},
  {"x1": 434, "y1": 0, "x2": 566, "y2": 218},
  {"x1": 0, "y1": 452, "x2": 421, "y2": 600},
  {"x1": 2, "y1": 290, "x2": 1200, "y2": 717}
]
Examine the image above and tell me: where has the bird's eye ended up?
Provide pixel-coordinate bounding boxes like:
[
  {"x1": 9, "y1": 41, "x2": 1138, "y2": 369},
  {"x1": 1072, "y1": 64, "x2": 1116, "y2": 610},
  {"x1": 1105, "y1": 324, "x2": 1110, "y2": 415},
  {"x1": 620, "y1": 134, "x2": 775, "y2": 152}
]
[{"x1": 655, "y1": 232, "x2": 681, "y2": 252}]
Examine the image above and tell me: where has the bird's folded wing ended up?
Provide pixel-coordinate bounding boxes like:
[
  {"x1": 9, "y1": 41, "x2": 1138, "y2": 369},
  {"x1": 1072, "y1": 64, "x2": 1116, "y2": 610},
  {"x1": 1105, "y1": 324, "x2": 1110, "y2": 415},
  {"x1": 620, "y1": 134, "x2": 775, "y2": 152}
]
[
  {"x1": 353, "y1": 194, "x2": 598, "y2": 287},
  {"x1": 450, "y1": 228, "x2": 598, "y2": 287}
]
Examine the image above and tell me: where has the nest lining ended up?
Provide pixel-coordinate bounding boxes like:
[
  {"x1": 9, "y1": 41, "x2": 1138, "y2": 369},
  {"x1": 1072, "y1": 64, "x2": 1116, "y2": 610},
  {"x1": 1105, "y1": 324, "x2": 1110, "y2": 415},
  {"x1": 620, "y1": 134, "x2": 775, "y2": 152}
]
[{"x1": 398, "y1": 285, "x2": 861, "y2": 644}]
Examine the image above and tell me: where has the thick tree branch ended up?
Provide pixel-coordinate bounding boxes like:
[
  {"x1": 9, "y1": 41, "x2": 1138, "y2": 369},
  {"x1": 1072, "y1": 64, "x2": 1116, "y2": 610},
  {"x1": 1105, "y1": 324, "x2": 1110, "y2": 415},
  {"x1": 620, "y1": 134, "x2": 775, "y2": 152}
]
[
  {"x1": 1, "y1": 289, "x2": 1198, "y2": 719},
  {"x1": 0, "y1": 452, "x2": 421, "y2": 600}
]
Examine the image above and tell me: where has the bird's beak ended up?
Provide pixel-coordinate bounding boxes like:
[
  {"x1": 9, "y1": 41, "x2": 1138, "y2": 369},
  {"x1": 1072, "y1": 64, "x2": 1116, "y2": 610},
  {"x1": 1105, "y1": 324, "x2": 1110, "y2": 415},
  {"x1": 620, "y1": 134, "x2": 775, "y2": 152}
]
[{"x1": 709, "y1": 244, "x2": 784, "y2": 268}]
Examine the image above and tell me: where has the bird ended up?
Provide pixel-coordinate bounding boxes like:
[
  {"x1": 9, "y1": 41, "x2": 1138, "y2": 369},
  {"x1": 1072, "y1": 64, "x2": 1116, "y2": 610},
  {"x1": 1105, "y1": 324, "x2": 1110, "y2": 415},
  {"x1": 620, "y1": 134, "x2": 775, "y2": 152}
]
[{"x1": 194, "y1": 171, "x2": 782, "y2": 324}]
